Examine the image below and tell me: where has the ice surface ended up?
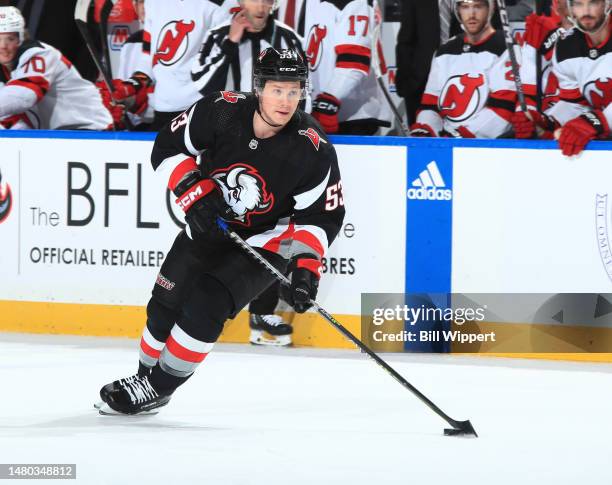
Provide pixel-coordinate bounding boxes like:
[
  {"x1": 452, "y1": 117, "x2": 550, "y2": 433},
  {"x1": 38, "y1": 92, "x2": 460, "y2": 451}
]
[{"x1": 1, "y1": 333, "x2": 611, "y2": 485}]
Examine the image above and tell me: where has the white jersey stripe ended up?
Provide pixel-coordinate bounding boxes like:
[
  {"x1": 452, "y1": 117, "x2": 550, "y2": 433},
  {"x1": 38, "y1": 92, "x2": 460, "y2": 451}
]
[
  {"x1": 293, "y1": 168, "x2": 330, "y2": 210},
  {"x1": 142, "y1": 326, "x2": 165, "y2": 351}
]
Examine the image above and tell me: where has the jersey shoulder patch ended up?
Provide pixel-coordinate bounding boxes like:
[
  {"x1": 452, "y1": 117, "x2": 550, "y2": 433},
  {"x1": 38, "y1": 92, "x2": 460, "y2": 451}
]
[
  {"x1": 214, "y1": 90, "x2": 248, "y2": 104},
  {"x1": 296, "y1": 113, "x2": 330, "y2": 151}
]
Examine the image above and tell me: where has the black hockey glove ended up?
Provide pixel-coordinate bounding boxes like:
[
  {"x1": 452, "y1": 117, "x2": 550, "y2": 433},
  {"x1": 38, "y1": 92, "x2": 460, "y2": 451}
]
[
  {"x1": 280, "y1": 255, "x2": 321, "y2": 313},
  {"x1": 174, "y1": 172, "x2": 232, "y2": 240}
]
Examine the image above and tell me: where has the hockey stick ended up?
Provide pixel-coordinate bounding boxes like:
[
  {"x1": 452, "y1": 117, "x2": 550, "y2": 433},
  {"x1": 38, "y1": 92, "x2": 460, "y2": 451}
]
[
  {"x1": 535, "y1": 0, "x2": 544, "y2": 112},
  {"x1": 217, "y1": 219, "x2": 477, "y2": 437},
  {"x1": 371, "y1": 21, "x2": 409, "y2": 136},
  {"x1": 495, "y1": 0, "x2": 529, "y2": 113},
  {"x1": 74, "y1": 0, "x2": 114, "y2": 91},
  {"x1": 99, "y1": 0, "x2": 117, "y2": 79}
]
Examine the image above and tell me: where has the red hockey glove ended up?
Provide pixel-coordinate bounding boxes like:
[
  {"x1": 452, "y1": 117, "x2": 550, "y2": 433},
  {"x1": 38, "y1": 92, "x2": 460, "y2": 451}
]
[
  {"x1": 109, "y1": 73, "x2": 151, "y2": 114},
  {"x1": 280, "y1": 255, "x2": 321, "y2": 313},
  {"x1": 96, "y1": 81, "x2": 126, "y2": 129},
  {"x1": 174, "y1": 171, "x2": 233, "y2": 240},
  {"x1": 409, "y1": 123, "x2": 436, "y2": 137},
  {"x1": 312, "y1": 92, "x2": 341, "y2": 133},
  {"x1": 524, "y1": 13, "x2": 563, "y2": 56},
  {"x1": 558, "y1": 111, "x2": 610, "y2": 156},
  {"x1": 511, "y1": 110, "x2": 557, "y2": 139}
]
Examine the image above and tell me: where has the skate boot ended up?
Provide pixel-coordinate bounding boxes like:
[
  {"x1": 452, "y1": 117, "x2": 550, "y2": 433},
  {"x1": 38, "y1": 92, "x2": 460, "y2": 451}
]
[
  {"x1": 249, "y1": 314, "x2": 293, "y2": 346},
  {"x1": 94, "y1": 364, "x2": 151, "y2": 409},
  {"x1": 98, "y1": 375, "x2": 171, "y2": 415}
]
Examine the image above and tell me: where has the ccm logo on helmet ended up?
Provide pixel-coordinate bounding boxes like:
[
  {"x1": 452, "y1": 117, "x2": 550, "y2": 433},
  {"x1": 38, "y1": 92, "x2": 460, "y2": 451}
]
[{"x1": 279, "y1": 67, "x2": 297, "y2": 72}]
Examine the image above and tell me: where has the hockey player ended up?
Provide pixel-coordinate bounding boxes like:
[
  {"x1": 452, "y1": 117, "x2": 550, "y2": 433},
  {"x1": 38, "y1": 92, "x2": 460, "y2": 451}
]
[
  {"x1": 301, "y1": 0, "x2": 391, "y2": 134},
  {"x1": 97, "y1": 0, "x2": 154, "y2": 130},
  {"x1": 511, "y1": 0, "x2": 574, "y2": 138},
  {"x1": 0, "y1": 7, "x2": 112, "y2": 130},
  {"x1": 97, "y1": 48, "x2": 345, "y2": 415},
  {"x1": 142, "y1": 0, "x2": 239, "y2": 129},
  {"x1": 550, "y1": 0, "x2": 611, "y2": 155},
  {"x1": 410, "y1": 0, "x2": 517, "y2": 138},
  {"x1": 192, "y1": 0, "x2": 306, "y2": 346}
]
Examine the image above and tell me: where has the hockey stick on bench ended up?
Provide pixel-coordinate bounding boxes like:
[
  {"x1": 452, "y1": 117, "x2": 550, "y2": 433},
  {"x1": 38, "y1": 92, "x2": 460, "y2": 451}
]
[{"x1": 217, "y1": 219, "x2": 477, "y2": 437}]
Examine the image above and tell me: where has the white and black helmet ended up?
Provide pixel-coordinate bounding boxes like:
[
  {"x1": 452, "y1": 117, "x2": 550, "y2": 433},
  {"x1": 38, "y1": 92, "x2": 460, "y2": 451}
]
[
  {"x1": 568, "y1": 0, "x2": 612, "y2": 34},
  {"x1": 0, "y1": 6, "x2": 25, "y2": 43},
  {"x1": 453, "y1": 0, "x2": 495, "y2": 28}
]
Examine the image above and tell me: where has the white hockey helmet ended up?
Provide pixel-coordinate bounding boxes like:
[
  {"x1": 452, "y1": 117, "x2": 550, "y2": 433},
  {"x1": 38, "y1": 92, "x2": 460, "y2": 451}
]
[
  {"x1": 568, "y1": 0, "x2": 612, "y2": 34},
  {"x1": 453, "y1": 0, "x2": 495, "y2": 28},
  {"x1": 0, "y1": 7, "x2": 25, "y2": 43}
]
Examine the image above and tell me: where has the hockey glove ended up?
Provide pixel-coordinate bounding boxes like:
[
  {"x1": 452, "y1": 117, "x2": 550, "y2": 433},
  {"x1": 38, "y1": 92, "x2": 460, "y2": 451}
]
[
  {"x1": 409, "y1": 123, "x2": 436, "y2": 137},
  {"x1": 96, "y1": 81, "x2": 127, "y2": 129},
  {"x1": 174, "y1": 171, "x2": 233, "y2": 240},
  {"x1": 312, "y1": 93, "x2": 341, "y2": 133},
  {"x1": 524, "y1": 13, "x2": 564, "y2": 57},
  {"x1": 280, "y1": 255, "x2": 321, "y2": 313},
  {"x1": 511, "y1": 110, "x2": 557, "y2": 139},
  {"x1": 108, "y1": 73, "x2": 151, "y2": 114},
  {"x1": 558, "y1": 111, "x2": 610, "y2": 156}
]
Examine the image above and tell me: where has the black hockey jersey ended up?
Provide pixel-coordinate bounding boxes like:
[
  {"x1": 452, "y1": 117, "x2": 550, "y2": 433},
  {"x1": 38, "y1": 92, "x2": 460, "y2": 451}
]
[{"x1": 151, "y1": 91, "x2": 345, "y2": 262}]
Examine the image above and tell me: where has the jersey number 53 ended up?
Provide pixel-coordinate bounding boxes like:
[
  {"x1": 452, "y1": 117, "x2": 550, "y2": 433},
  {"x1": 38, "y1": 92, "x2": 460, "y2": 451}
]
[{"x1": 325, "y1": 181, "x2": 344, "y2": 211}]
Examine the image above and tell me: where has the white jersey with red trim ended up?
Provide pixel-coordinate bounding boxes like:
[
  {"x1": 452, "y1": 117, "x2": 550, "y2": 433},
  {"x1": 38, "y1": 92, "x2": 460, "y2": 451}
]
[
  {"x1": 0, "y1": 41, "x2": 111, "y2": 130},
  {"x1": 0, "y1": 66, "x2": 37, "y2": 129},
  {"x1": 518, "y1": 26, "x2": 569, "y2": 112},
  {"x1": 143, "y1": 0, "x2": 238, "y2": 113},
  {"x1": 416, "y1": 31, "x2": 518, "y2": 138},
  {"x1": 549, "y1": 23, "x2": 612, "y2": 127},
  {"x1": 302, "y1": 0, "x2": 389, "y2": 123}
]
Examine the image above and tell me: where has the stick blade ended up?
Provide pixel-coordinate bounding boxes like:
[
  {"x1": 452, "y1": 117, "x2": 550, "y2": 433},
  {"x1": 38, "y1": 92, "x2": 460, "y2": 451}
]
[{"x1": 444, "y1": 420, "x2": 478, "y2": 438}]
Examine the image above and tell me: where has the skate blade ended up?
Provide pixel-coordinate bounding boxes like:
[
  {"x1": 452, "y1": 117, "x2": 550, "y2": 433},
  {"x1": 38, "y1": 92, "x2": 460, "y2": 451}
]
[
  {"x1": 97, "y1": 403, "x2": 159, "y2": 416},
  {"x1": 249, "y1": 331, "x2": 292, "y2": 347}
]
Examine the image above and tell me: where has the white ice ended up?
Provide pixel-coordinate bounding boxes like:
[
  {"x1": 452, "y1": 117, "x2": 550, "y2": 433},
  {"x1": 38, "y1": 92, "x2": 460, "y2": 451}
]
[{"x1": 1, "y1": 332, "x2": 611, "y2": 485}]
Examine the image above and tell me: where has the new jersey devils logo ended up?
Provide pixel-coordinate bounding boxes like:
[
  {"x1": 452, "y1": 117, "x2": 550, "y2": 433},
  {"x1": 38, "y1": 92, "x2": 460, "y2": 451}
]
[
  {"x1": 584, "y1": 78, "x2": 612, "y2": 110},
  {"x1": 212, "y1": 164, "x2": 274, "y2": 226},
  {"x1": 215, "y1": 91, "x2": 247, "y2": 104},
  {"x1": 0, "y1": 169, "x2": 12, "y2": 224},
  {"x1": 298, "y1": 128, "x2": 327, "y2": 150},
  {"x1": 439, "y1": 74, "x2": 486, "y2": 122},
  {"x1": 306, "y1": 24, "x2": 327, "y2": 71},
  {"x1": 153, "y1": 20, "x2": 195, "y2": 66}
]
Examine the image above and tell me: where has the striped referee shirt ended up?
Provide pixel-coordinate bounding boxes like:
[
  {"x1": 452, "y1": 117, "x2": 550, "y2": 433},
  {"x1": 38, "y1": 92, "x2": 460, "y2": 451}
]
[{"x1": 191, "y1": 18, "x2": 306, "y2": 96}]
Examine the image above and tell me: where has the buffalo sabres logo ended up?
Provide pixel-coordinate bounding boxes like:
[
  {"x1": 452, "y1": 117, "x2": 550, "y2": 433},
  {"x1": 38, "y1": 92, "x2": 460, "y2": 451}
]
[
  {"x1": 212, "y1": 164, "x2": 274, "y2": 226},
  {"x1": 584, "y1": 78, "x2": 612, "y2": 110},
  {"x1": 306, "y1": 24, "x2": 327, "y2": 71},
  {"x1": 153, "y1": 20, "x2": 195, "y2": 66},
  {"x1": 0, "y1": 169, "x2": 12, "y2": 224},
  {"x1": 215, "y1": 91, "x2": 247, "y2": 104},
  {"x1": 299, "y1": 128, "x2": 327, "y2": 150},
  {"x1": 439, "y1": 74, "x2": 486, "y2": 123}
]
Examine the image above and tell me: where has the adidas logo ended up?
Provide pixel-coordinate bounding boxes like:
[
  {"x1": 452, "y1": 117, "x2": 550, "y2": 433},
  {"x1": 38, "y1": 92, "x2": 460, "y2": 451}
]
[{"x1": 407, "y1": 161, "x2": 452, "y2": 201}]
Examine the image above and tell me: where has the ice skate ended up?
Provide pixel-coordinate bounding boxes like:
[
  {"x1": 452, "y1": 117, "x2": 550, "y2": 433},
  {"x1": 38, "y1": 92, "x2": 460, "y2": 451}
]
[
  {"x1": 98, "y1": 375, "x2": 171, "y2": 416},
  {"x1": 249, "y1": 314, "x2": 293, "y2": 346}
]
